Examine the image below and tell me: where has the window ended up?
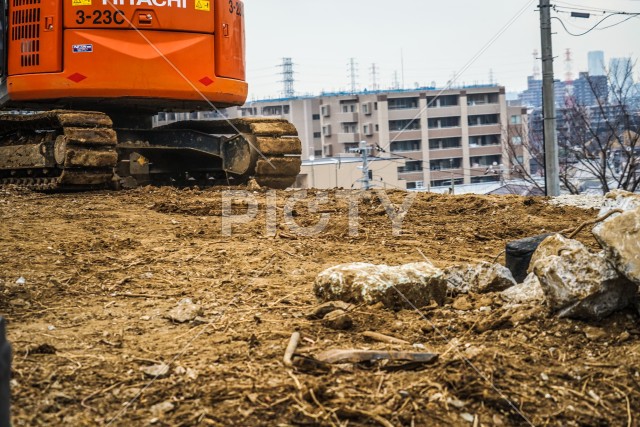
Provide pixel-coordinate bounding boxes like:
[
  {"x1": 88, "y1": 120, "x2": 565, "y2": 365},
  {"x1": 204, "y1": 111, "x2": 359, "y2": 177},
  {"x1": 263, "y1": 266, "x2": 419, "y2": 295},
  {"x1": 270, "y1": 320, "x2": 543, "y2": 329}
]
[
  {"x1": 510, "y1": 115, "x2": 522, "y2": 124},
  {"x1": 406, "y1": 181, "x2": 425, "y2": 190},
  {"x1": 470, "y1": 155, "x2": 501, "y2": 168},
  {"x1": 340, "y1": 101, "x2": 358, "y2": 113},
  {"x1": 388, "y1": 97, "x2": 419, "y2": 110},
  {"x1": 240, "y1": 107, "x2": 256, "y2": 117},
  {"x1": 468, "y1": 114, "x2": 499, "y2": 126},
  {"x1": 362, "y1": 103, "x2": 372, "y2": 115},
  {"x1": 428, "y1": 117, "x2": 460, "y2": 129},
  {"x1": 157, "y1": 112, "x2": 166, "y2": 121},
  {"x1": 322, "y1": 125, "x2": 332, "y2": 137},
  {"x1": 427, "y1": 95, "x2": 459, "y2": 107},
  {"x1": 284, "y1": 105, "x2": 290, "y2": 114},
  {"x1": 262, "y1": 106, "x2": 284, "y2": 116},
  {"x1": 471, "y1": 176, "x2": 499, "y2": 184},
  {"x1": 469, "y1": 135, "x2": 500, "y2": 147},
  {"x1": 430, "y1": 158, "x2": 462, "y2": 171},
  {"x1": 389, "y1": 119, "x2": 420, "y2": 131},
  {"x1": 429, "y1": 137, "x2": 461, "y2": 150},
  {"x1": 313, "y1": 132, "x2": 321, "y2": 138},
  {"x1": 511, "y1": 136, "x2": 522, "y2": 145},
  {"x1": 375, "y1": 124, "x2": 379, "y2": 132},
  {"x1": 315, "y1": 150, "x2": 323, "y2": 157},
  {"x1": 323, "y1": 145, "x2": 333, "y2": 156},
  {"x1": 312, "y1": 114, "x2": 320, "y2": 120},
  {"x1": 431, "y1": 178, "x2": 463, "y2": 188},
  {"x1": 391, "y1": 140, "x2": 421, "y2": 152},
  {"x1": 398, "y1": 160, "x2": 423, "y2": 173},
  {"x1": 467, "y1": 93, "x2": 499, "y2": 105},
  {"x1": 321, "y1": 105, "x2": 330, "y2": 117},
  {"x1": 341, "y1": 122, "x2": 358, "y2": 133}
]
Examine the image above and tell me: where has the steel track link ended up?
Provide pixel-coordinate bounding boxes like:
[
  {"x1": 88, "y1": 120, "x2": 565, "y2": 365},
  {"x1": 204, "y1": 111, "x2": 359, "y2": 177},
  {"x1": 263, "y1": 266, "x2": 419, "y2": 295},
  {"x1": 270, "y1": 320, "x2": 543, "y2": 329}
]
[{"x1": 157, "y1": 118, "x2": 302, "y2": 189}]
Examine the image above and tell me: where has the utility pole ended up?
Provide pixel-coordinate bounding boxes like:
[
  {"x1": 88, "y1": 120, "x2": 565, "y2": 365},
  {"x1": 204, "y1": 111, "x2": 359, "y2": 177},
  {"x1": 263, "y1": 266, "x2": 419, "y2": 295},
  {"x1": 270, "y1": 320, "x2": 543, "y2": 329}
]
[
  {"x1": 359, "y1": 141, "x2": 371, "y2": 190},
  {"x1": 539, "y1": 0, "x2": 560, "y2": 196}
]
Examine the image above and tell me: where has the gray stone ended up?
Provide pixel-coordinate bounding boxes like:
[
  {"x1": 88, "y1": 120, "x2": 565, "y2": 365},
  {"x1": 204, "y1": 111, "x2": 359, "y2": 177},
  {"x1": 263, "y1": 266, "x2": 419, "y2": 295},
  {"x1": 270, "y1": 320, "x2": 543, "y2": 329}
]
[
  {"x1": 141, "y1": 363, "x2": 170, "y2": 378},
  {"x1": 500, "y1": 273, "x2": 545, "y2": 305},
  {"x1": 166, "y1": 298, "x2": 202, "y2": 323},
  {"x1": 314, "y1": 262, "x2": 446, "y2": 310},
  {"x1": 592, "y1": 205, "x2": 640, "y2": 287},
  {"x1": 321, "y1": 309, "x2": 353, "y2": 330},
  {"x1": 532, "y1": 234, "x2": 636, "y2": 320},
  {"x1": 444, "y1": 262, "x2": 516, "y2": 295}
]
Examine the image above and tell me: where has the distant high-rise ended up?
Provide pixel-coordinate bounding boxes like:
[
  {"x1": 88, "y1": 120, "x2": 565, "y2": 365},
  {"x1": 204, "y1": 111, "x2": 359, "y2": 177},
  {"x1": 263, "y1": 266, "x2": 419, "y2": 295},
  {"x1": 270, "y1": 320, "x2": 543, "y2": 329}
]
[{"x1": 588, "y1": 51, "x2": 606, "y2": 76}]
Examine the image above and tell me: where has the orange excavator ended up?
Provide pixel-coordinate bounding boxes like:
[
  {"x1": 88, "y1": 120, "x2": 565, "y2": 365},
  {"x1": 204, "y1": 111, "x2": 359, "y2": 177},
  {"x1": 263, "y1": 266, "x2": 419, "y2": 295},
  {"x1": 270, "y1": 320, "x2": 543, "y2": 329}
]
[{"x1": 0, "y1": 0, "x2": 301, "y2": 190}]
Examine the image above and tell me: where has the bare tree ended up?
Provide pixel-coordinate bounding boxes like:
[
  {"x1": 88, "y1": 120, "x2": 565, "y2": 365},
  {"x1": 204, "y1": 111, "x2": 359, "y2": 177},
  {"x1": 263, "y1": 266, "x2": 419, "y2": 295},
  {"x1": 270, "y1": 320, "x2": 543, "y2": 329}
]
[{"x1": 557, "y1": 60, "x2": 640, "y2": 194}]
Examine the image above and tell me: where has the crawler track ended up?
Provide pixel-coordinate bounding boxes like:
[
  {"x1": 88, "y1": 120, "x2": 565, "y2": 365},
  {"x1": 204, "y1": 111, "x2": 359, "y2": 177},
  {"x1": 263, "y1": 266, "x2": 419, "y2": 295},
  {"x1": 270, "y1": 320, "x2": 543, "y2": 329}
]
[{"x1": 0, "y1": 111, "x2": 117, "y2": 190}]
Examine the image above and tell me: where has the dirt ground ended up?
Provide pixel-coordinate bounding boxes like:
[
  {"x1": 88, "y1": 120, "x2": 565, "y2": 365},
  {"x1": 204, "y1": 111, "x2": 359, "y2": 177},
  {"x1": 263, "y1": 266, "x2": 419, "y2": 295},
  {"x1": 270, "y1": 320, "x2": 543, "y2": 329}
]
[{"x1": 1, "y1": 186, "x2": 639, "y2": 426}]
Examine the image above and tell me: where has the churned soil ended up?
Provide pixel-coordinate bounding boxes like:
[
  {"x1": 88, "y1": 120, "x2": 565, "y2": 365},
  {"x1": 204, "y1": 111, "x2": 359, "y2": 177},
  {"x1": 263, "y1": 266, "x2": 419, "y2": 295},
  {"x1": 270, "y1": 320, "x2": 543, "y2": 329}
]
[{"x1": 1, "y1": 186, "x2": 638, "y2": 426}]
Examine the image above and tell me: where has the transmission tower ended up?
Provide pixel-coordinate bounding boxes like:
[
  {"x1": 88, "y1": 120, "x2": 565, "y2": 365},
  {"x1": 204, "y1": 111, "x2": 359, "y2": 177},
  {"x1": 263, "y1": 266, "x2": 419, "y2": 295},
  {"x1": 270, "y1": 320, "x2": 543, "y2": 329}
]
[
  {"x1": 564, "y1": 48, "x2": 574, "y2": 84},
  {"x1": 369, "y1": 63, "x2": 379, "y2": 91},
  {"x1": 279, "y1": 58, "x2": 295, "y2": 98},
  {"x1": 533, "y1": 49, "x2": 541, "y2": 80},
  {"x1": 392, "y1": 71, "x2": 400, "y2": 90},
  {"x1": 348, "y1": 58, "x2": 359, "y2": 93}
]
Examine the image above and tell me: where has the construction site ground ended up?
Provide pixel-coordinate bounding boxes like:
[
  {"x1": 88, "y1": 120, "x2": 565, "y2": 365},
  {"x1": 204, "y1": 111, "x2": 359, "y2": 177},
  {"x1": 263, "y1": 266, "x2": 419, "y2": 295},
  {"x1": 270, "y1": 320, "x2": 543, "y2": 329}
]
[{"x1": 1, "y1": 187, "x2": 638, "y2": 426}]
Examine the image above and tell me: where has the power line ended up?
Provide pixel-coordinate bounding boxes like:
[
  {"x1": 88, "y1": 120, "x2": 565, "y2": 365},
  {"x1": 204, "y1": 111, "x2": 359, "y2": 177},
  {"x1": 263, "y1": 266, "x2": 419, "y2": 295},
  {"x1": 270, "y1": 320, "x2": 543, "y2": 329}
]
[{"x1": 551, "y1": 13, "x2": 640, "y2": 36}]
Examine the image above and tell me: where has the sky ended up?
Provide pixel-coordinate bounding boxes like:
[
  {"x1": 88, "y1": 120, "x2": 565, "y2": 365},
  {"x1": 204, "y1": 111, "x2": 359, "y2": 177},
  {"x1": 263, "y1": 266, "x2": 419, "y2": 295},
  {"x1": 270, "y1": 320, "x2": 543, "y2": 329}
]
[{"x1": 243, "y1": 0, "x2": 640, "y2": 100}]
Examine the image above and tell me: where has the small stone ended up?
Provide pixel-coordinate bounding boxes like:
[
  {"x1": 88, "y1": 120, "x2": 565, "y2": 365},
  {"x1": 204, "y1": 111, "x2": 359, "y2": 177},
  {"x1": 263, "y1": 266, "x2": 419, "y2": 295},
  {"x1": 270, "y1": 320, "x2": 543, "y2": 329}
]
[
  {"x1": 460, "y1": 412, "x2": 475, "y2": 423},
  {"x1": 307, "y1": 301, "x2": 354, "y2": 320},
  {"x1": 540, "y1": 372, "x2": 549, "y2": 381},
  {"x1": 141, "y1": 363, "x2": 170, "y2": 378},
  {"x1": 47, "y1": 325, "x2": 56, "y2": 331},
  {"x1": 617, "y1": 331, "x2": 631, "y2": 342},
  {"x1": 501, "y1": 273, "x2": 545, "y2": 305},
  {"x1": 166, "y1": 298, "x2": 202, "y2": 323},
  {"x1": 321, "y1": 309, "x2": 353, "y2": 330},
  {"x1": 492, "y1": 414, "x2": 505, "y2": 426},
  {"x1": 15, "y1": 277, "x2": 26, "y2": 285},
  {"x1": 140, "y1": 315, "x2": 151, "y2": 321},
  {"x1": 150, "y1": 401, "x2": 174, "y2": 418},
  {"x1": 446, "y1": 398, "x2": 466, "y2": 408},
  {"x1": 583, "y1": 326, "x2": 607, "y2": 341},
  {"x1": 452, "y1": 296, "x2": 473, "y2": 311}
]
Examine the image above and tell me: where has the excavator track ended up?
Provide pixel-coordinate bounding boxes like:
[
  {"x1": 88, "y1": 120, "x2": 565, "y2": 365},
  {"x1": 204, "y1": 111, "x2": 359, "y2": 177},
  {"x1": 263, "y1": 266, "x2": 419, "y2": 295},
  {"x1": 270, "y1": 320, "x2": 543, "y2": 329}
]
[
  {"x1": 0, "y1": 110, "x2": 117, "y2": 190},
  {"x1": 156, "y1": 117, "x2": 302, "y2": 189}
]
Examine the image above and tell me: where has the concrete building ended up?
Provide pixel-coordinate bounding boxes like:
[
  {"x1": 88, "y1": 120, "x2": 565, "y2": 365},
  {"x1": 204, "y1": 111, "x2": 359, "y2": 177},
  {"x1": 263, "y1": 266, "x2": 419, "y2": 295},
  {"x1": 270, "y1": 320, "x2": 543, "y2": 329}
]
[
  {"x1": 572, "y1": 72, "x2": 609, "y2": 106},
  {"x1": 610, "y1": 57, "x2": 634, "y2": 99},
  {"x1": 295, "y1": 157, "x2": 407, "y2": 190},
  {"x1": 227, "y1": 85, "x2": 526, "y2": 191},
  {"x1": 588, "y1": 51, "x2": 606, "y2": 76}
]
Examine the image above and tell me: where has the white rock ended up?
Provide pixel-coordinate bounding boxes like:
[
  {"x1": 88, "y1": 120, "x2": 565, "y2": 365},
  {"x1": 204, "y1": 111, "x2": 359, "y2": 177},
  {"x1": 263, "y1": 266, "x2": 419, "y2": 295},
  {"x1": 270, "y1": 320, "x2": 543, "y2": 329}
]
[
  {"x1": 501, "y1": 273, "x2": 545, "y2": 305},
  {"x1": 141, "y1": 363, "x2": 170, "y2": 378},
  {"x1": 444, "y1": 262, "x2": 516, "y2": 295},
  {"x1": 166, "y1": 298, "x2": 202, "y2": 323},
  {"x1": 532, "y1": 234, "x2": 636, "y2": 319},
  {"x1": 15, "y1": 277, "x2": 26, "y2": 285},
  {"x1": 150, "y1": 401, "x2": 175, "y2": 418},
  {"x1": 592, "y1": 205, "x2": 640, "y2": 287},
  {"x1": 314, "y1": 262, "x2": 447, "y2": 309}
]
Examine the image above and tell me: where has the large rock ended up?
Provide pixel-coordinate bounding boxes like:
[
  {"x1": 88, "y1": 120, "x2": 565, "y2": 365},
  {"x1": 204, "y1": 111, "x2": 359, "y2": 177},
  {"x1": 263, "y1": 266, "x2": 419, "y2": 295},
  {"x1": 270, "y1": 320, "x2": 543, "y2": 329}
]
[
  {"x1": 444, "y1": 262, "x2": 516, "y2": 295},
  {"x1": 531, "y1": 234, "x2": 636, "y2": 319},
  {"x1": 314, "y1": 262, "x2": 447, "y2": 309},
  {"x1": 501, "y1": 273, "x2": 544, "y2": 305},
  {"x1": 592, "y1": 204, "x2": 640, "y2": 287}
]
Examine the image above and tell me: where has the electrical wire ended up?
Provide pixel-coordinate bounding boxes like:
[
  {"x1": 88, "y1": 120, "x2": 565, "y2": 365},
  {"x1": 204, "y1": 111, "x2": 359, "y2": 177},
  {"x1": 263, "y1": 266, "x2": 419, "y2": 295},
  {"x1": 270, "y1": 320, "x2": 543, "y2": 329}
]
[{"x1": 551, "y1": 13, "x2": 640, "y2": 36}]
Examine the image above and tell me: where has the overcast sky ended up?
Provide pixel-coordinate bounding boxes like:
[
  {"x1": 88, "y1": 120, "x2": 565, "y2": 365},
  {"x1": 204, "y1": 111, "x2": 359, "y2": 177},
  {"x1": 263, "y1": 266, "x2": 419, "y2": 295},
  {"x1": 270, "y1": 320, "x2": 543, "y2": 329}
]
[{"x1": 243, "y1": 0, "x2": 640, "y2": 100}]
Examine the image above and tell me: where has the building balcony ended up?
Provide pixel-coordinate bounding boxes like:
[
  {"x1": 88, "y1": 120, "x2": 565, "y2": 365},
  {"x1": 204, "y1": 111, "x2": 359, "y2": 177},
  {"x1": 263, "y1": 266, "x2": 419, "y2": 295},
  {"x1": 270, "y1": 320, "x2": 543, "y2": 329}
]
[
  {"x1": 429, "y1": 168, "x2": 463, "y2": 180},
  {"x1": 426, "y1": 127, "x2": 462, "y2": 138},
  {"x1": 336, "y1": 112, "x2": 359, "y2": 122},
  {"x1": 337, "y1": 132, "x2": 362, "y2": 144},
  {"x1": 426, "y1": 106, "x2": 462, "y2": 118},
  {"x1": 389, "y1": 129, "x2": 422, "y2": 140},
  {"x1": 429, "y1": 148, "x2": 464, "y2": 159},
  {"x1": 468, "y1": 145, "x2": 503, "y2": 156},
  {"x1": 467, "y1": 124, "x2": 502, "y2": 136},
  {"x1": 466, "y1": 103, "x2": 500, "y2": 115},
  {"x1": 388, "y1": 108, "x2": 420, "y2": 120}
]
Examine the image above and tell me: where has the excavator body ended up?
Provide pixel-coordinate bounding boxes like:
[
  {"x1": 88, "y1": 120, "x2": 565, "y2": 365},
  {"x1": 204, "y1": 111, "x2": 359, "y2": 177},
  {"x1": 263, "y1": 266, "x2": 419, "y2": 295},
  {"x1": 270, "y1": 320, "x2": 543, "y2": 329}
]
[{"x1": 0, "y1": 0, "x2": 301, "y2": 189}]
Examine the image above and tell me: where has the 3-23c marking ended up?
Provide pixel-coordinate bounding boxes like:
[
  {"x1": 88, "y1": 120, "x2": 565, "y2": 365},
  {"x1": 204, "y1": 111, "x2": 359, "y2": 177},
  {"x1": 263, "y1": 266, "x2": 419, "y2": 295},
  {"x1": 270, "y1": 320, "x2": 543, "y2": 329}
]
[{"x1": 76, "y1": 9, "x2": 126, "y2": 25}]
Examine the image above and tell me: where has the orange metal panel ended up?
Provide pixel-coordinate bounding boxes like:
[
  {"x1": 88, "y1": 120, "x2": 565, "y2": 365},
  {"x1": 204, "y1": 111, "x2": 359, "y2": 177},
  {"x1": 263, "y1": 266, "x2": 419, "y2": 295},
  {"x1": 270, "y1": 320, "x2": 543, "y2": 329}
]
[
  {"x1": 214, "y1": 0, "x2": 245, "y2": 80},
  {"x1": 8, "y1": 0, "x2": 62, "y2": 75},
  {"x1": 63, "y1": 0, "x2": 215, "y2": 33},
  {"x1": 7, "y1": 29, "x2": 247, "y2": 105}
]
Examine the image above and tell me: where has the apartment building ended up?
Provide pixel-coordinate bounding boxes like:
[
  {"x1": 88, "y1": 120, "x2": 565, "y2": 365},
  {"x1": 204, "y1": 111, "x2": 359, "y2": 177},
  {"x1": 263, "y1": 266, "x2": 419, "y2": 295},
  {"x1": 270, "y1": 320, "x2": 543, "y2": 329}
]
[{"x1": 157, "y1": 85, "x2": 527, "y2": 191}]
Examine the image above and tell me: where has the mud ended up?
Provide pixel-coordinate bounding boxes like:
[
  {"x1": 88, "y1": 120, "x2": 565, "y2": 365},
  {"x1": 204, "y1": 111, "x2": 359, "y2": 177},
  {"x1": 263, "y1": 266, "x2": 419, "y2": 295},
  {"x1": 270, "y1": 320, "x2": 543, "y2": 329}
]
[{"x1": 1, "y1": 187, "x2": 638, "y2": 426}]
